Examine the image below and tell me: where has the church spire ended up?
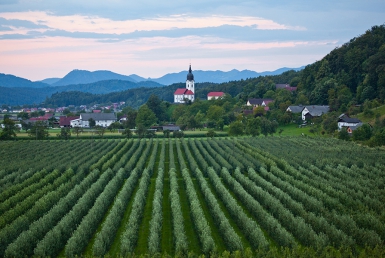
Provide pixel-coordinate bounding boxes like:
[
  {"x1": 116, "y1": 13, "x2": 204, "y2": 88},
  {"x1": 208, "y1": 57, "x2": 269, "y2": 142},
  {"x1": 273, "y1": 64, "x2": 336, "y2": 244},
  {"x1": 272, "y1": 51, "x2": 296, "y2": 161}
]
[{"x1": 187, "y1": 64, "x2": 194, "y2": 81}]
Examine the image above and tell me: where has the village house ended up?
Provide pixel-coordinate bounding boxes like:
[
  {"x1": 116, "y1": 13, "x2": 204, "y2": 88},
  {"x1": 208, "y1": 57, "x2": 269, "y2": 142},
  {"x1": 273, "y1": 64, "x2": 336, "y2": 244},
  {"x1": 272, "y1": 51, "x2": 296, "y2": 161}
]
[
  {"x1": 301, "y1": 105, "x2": 330, "y2": 120},
  {"x1": 246, "y1": 98, "x2": 274, "y2": 107},
  {"x1": 207, "y1": 92, "x2": 225, "y2": 100},
  {"x1": 286, "y1": 105, "x2": 305, "y2": 113},
  {"x1": 337, "y1": 114, "x2": 362, "y2": 131},
  {"x1": 70, "y1": 113, "x2": 116, "y2": 128},
  {"x1": 59, "y1": 116, "x2": 80, "y2": 128}
]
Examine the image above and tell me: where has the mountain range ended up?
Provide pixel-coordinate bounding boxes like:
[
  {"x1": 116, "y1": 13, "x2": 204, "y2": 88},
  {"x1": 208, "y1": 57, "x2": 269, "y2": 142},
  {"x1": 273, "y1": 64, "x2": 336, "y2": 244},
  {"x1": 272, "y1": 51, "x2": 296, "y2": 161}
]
[
  {"x1": 0, "y1": 67, "x2": 304, "y2": 105},
  {"x1": 37, "y1": 67, "x2": 304, "y2": 86}
]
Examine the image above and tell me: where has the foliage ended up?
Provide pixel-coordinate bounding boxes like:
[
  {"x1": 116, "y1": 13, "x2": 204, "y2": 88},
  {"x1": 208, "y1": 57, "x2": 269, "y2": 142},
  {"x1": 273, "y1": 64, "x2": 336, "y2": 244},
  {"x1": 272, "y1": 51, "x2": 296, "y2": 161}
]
[
  {"x1": 122, "y1": 128, "x2": 133, "y2": 138},
  {"x1": 228, "y1": 121, "x2": 244, "y2": 136},
  {"x1": 72, "y1": 126, "x2": 83, "y2": 137},
  {"x1": 28, "y1": 121, "x2": 49, "y2": 140},
  {"x1": 94, "y1": 125, "x2": 106, "y2": 138},
  {"x1": 135, "y1": 104, "x2": 157, "y2": 128},
  {"x1": 56, "y1": 127, "x2": 71, "y2": 140},
  {"x1": 0, "y1": 118, "x2": 19, "y2": 140}
]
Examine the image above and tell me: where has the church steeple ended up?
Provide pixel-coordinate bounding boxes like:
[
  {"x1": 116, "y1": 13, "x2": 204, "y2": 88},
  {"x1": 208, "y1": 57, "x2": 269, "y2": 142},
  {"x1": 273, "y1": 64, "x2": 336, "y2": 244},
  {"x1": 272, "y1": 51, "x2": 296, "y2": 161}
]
[
  {"x1": 186, "y1": 63, "x2": 195, "y2": 94},
  {"x1": 187, "y1": 64, "x2": 194, "y2": 81}
]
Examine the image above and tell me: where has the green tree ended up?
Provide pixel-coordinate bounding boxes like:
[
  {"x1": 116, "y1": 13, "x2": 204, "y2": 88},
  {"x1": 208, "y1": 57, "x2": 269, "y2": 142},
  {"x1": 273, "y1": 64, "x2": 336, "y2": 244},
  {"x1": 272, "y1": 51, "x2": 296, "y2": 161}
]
[
  {"x1": 72, "y1": 126, "x2": 83, "y2": 137},
  {"x1": 206, "y1": 105, "x2": 224, "y2": 123},
  {"x1": 163, "y1": 129, "x2": 170, "y2": 138},
  {"x1": 88, "y1": 118, "x2": 96, "y2": 128},
  {"x1": 28, "y1": 121, "x2": 49, "y2": 140},
  {"x1": 206, "y1": 129, "x2": 216, "y2": 138},
  {"x1": 338, "y1": 129, "x2": 350, "y2": 141},
  {"x1": 352, "y1": 124, "x2": 372, "y2": 141},
  {"x1": 17, "y1": 112, "x2": 29, "y2": 120},
  {"x1": 228, "y1": 121, "x2": 244, "y2": 136},
  {"x1": 122, "y1": 128, "x2": 133, "y2": 139},
  {"x1": 0, "y1": 117, "x2": 19, "y2": 140},
  {"x1": 136, "y1": 124, "x2": 146, "y2": 138},
  {"x1": 146, "y1": 94, "x2": 166, "y2": 122},
  {"x1": 135, "y1": 104, "x2": 157, "y2": 128},
  {"x1": 57, "y1": 127, "x2": 71, "y2": 140},
  {"x1": 245, "y1": 117, "x2": 261, "y2": 136},
  {"x1": 94, "y1": 125, "x2": 106, "y2": 138}
]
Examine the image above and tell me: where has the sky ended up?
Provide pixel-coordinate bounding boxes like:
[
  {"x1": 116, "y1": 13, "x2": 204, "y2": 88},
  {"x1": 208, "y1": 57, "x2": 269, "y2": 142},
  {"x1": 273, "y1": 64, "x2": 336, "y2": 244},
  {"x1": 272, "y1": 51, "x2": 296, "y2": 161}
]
[{"x1": 0, "y1": 1, "x2": 384, "y2": 81}]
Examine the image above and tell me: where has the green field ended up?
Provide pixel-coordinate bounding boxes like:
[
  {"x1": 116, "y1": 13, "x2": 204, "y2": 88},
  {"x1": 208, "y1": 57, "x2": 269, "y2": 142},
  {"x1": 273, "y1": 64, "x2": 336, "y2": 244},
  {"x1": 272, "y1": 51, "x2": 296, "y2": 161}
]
[{"x1": 0, "y1": 137, "x2": 384, "y2": 257}]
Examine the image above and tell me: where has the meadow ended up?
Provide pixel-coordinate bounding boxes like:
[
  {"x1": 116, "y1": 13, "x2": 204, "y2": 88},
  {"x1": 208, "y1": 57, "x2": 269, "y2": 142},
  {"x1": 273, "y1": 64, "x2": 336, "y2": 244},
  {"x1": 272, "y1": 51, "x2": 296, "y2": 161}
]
[{"x1": 0, "y1": 137, "x2": 384, "y2": 257}]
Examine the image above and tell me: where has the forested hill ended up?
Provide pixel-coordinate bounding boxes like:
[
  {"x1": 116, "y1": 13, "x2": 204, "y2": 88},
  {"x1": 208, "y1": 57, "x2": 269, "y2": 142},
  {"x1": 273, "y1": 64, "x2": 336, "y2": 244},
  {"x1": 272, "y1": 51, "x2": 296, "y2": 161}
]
[
  {"x1": 0, "y1": 79, "x2": 163, "y2": 105},
  {"x1": 43, "y1": 70, "x2": 300, "y2": 108},
  {"x1": 298, "y1": 24, "x2": 385, "y2": 110}
]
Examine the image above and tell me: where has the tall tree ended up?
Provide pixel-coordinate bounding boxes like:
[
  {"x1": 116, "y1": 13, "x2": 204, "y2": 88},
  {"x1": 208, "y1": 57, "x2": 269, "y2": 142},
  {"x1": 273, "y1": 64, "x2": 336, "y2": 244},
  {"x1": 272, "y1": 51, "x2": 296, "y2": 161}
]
[
  {"x1": 135, "y1": 104, "x2": 157, "y2": 128},
  {"x1": 146, "y1": 94, "x2": 166, "y2": 122},
  {"x1": 0, "y1": 118, "x2": 19, "y2": 140},
  {"x1": 28, "y1": 121, "x2": 49, "y2": 140}
]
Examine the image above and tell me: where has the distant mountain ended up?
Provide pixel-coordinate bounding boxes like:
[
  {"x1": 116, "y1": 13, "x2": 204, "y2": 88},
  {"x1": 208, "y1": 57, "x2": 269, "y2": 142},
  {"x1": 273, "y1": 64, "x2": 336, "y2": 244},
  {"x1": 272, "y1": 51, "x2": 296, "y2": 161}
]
[
  {"x1": 38, "y1": 78, "x2": 61, "y2": 85},
  {"x1": 52, "y1": 69, "x2": 137, "y2": 86},
  {"x1": 0, "y1": 79, "x2": 164, "y2": 105},
  {"x1": 0, "y1": 73, "x2": 49, "y2": 88},
  {"x1": 141, "y1": 67, "x2": 305, "y2": 85}
]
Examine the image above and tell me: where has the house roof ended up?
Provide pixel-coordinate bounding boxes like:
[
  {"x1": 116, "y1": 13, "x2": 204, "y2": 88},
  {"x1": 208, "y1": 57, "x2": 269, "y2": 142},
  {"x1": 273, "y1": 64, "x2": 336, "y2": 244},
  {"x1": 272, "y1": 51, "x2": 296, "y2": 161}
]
[
  {"x1": 248, "y1": 98, "x2": 273, "y2": 105},
  {"x1": 163, "y1": 125, "x2": 180, "y2": 131},
  {"x1": 208, "y1": 92, "x2": 225, "y2": 97},
  {"x1": 248, "y1": 98, "x2": 264, "y2": 105},
  {"x1": 60, "y1": 116, "x2": 79, "y2": 126},
  {"x1": 304, "y1": 106, "x2": 330, "y2": 116},
  {"x1": 174, "y1": 88, "x2": 187, "y2": 95},
  {"x1": 287, "y1": 105, "x2": 305, "y2": 113},
  {"x1": 80, "y1": 113, "x2": 116, "y2": 121},
  {"x1": 338, "y1": 114, "x2": 361, "y2": 123}
]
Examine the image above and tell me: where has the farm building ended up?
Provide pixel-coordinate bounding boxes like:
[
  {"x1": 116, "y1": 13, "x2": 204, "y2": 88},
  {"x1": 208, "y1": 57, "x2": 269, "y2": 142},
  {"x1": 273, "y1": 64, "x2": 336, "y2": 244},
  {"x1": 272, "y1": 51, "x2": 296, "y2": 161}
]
[
  {"x1": 246, "y1": 98, "x2": 273, "y2": 107},
  {"x1": 337, "y1": 114, "x2": 362, "y2": 130},
  {"x1": 70, "y1": 113, "x2": 117, "y2": 128},
  {"x1": 301, "y1": 105, "x2": 330, "y2": 120},
  {"x1": 207, "y1": 92, "x2": 225, "y2": 100}
]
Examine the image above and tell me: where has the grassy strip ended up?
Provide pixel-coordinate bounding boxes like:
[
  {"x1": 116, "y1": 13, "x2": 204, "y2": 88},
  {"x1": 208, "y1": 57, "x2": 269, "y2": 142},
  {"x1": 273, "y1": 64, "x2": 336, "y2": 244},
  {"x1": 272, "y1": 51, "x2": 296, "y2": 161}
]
[{"x1": 161, "y1": 141, "x2": 173, "y2": 255}]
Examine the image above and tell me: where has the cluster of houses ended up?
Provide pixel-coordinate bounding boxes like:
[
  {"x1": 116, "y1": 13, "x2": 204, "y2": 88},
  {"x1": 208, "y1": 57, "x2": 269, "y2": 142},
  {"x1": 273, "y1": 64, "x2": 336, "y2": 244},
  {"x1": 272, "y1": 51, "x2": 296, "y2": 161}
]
[{"x1": 286, "y1": 104, "x2": 363, "y2": 134}]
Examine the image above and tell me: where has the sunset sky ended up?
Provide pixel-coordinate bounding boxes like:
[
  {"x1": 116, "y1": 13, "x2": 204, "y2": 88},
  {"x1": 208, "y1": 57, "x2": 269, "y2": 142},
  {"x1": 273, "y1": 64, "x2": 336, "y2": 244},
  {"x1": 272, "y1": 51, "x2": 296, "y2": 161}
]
[{"x1": 0, "y1": 0, "x2": 384, "y2": 81}]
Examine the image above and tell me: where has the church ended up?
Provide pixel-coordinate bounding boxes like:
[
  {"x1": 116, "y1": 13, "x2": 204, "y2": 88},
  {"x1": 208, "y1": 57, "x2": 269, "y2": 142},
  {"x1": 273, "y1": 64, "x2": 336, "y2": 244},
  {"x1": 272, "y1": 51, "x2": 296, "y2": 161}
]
[{"x1": 174, "y1": 65, "x2": 195, "y2": 103}]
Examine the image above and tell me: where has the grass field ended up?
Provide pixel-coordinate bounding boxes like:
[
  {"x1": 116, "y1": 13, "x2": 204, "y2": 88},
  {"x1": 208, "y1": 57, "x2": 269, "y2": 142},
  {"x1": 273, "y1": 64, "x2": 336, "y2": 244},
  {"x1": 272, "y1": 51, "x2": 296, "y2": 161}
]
[{"x1": 0, "y1": 137, "x2": 384, "y2": 257}]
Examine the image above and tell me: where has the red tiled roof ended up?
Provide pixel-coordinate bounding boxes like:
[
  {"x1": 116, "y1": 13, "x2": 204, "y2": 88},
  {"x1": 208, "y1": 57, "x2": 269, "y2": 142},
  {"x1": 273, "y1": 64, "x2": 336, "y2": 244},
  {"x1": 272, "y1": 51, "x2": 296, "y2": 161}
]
[
  {"x1": 59, "y1": 116, "x2": 80, "y2": 126},
  {"x1": 93, "y1": 110, "x2": 102, "y2": 113},
  {"x1": 208, "y1": 92, "x2": 225, "y2": 97},
  {"x1": 185, "y1": 90, "x2": 194, "y2": 95},
  {"x1": 174, "y1": 88, "x2": 187, "y2": 95}
]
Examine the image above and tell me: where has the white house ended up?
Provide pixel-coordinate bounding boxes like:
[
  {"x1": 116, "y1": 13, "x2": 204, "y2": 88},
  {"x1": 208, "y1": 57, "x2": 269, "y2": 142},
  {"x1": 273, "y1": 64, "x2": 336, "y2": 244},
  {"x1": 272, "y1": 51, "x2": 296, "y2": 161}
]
[
  {"x1": 207, "y1": 92, "x2": 225, "y2": 100},
  {"x1": 70, "y1": 113, "x2": 117, "y2": 128},
  {"x1": 337, "y1": 114, "x2": 362, "y2": 130},
  {"x1": 174, "y1": 65, "x2": 195, "y2": 103},
  {"x1": 302, "y1": 105, "x2": 330, "y2": 120}
]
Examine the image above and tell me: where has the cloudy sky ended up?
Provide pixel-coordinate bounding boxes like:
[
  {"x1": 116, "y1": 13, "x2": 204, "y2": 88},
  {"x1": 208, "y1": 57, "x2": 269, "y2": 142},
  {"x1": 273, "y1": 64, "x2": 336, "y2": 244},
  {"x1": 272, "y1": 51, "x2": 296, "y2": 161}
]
[{"x1": 0, "y1": 1, "x2": 384, "y2": 81}]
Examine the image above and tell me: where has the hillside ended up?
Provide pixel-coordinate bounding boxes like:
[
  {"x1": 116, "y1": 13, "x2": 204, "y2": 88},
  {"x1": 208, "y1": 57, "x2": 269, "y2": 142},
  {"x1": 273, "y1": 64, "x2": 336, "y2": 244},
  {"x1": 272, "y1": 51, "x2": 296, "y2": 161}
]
[
  {"x1": 0, "y1": 80, "x2": 164, "y2": 105},
  {"x1": 0, "y1": 73, "x2": 49, "y2": 88},
  {"x1": 298, "y1": 24, "x2": 385, "y2": 110}
]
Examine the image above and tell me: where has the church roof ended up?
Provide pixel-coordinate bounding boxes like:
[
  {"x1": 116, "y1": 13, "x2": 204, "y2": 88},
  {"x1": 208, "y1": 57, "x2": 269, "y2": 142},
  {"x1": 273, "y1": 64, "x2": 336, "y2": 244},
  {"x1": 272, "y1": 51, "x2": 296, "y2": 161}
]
[
  {"x1": 174, "y1": 88, "x2": 187, "y2": 95},
  {"x1": 185, "y1": 90, "x2": 194, "y2": 95},
  {"x1": 187, "y1": 64, "x2": 194, "y2": 81}
]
